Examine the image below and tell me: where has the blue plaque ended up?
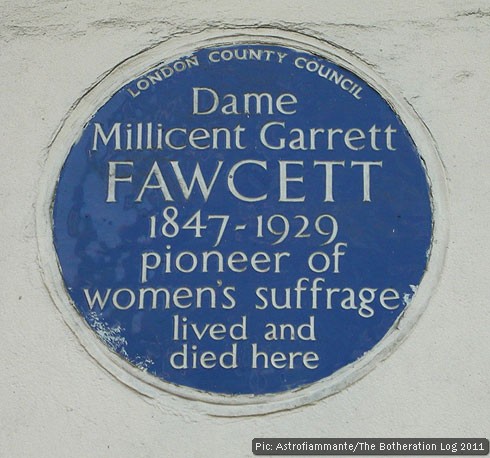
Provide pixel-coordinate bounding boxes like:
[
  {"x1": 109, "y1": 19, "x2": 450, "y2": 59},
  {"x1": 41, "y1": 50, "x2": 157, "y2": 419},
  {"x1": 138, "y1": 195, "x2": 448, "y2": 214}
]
[{"x1": 39, "y1": 31, "x2": 446, "y2": 412}]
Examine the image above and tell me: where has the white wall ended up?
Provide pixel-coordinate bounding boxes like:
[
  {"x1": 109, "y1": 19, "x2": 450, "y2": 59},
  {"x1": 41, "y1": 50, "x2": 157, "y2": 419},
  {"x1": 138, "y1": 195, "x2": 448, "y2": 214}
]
[{"x1": 1, "y1": 1, "x2": 489, "y2": 457}]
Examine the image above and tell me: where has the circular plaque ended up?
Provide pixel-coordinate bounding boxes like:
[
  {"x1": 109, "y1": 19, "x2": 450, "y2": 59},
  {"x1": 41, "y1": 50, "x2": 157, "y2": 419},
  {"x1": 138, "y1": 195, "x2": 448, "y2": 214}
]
[{"x1": 37, "y1": 30, "x2": 447, "y2": 415}]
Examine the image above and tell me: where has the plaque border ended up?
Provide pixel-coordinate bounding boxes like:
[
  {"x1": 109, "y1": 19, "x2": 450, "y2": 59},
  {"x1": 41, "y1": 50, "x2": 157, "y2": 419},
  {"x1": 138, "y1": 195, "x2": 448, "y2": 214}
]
[{"x1": 36, "y1": 28, "x2": 448, "y2": 416}]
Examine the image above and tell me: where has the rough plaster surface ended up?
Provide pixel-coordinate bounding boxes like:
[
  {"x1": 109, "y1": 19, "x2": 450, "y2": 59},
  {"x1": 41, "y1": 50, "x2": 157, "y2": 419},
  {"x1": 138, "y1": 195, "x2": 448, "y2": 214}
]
[{"x1": 0, "y1": 1, "x2": 489, "y2": 457}]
